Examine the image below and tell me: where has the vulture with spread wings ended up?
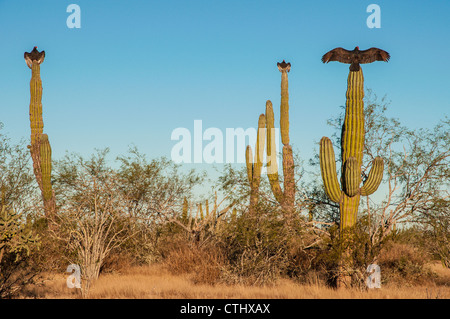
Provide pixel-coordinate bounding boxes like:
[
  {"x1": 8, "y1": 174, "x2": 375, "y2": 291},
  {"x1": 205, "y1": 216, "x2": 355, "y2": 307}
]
[
  {"x1": 321, "y1": 46, "x2": 390, "y2": 71},
  {"x1": 24, "y1": 46, "x2": 45, "y2": 69}
]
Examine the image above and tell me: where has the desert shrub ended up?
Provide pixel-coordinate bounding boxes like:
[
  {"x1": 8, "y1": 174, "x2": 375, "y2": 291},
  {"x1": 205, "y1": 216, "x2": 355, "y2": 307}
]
[
  {"x1": 0, "y1": 206, "x2": 41, "y2": 298},
  {"x1": 161, "y1": 234, "x2": 226, "y2": 285},
  {"x1": 418, "y1": 205, "x2": 450, "y2": 268},
  {"x1": 378, "y1": 241, "x2": 435, "y2": 286},
  {"x1": 217, "y1": 203, "x2": 316, "y2": 286}
]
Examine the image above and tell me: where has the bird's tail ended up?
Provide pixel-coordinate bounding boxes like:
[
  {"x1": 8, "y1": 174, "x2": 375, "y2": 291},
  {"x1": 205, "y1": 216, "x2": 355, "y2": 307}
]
[{"x1": 350, "y1": 63, "x2": 360, "y2": 72}]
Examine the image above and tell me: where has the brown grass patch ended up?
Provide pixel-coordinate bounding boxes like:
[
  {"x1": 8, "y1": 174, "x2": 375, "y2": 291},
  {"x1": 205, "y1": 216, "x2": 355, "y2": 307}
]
[
  {"x1": 23, "y1": 262, "x2": 450, "y2": 299},
  {"x1": 162, "y1": 243, "x2": 226, "y2": 286}
]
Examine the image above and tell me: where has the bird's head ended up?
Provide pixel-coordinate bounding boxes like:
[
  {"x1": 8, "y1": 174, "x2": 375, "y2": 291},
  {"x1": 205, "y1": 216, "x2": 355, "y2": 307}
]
[{"x1": 355, "y1": 46, "x2": 360, "y2": 50}]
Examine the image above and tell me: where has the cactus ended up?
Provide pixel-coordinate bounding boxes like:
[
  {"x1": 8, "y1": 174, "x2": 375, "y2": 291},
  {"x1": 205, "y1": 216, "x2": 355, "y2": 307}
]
[
  {"x1": 265, "y1": 61, "x2": 295, "y2": 213},
  {"x1": 319, "y1": 68, "x2": 384, "y2": 232},
  {"x1": 25, "y1": 47, "x2": 56, "y2": 219},
  {"x1": 319, "y1": 68, "x2": 384, "y2": 287},
  {"x1": 199, "y1": 203, "x2": 204, "y2": 220},
  {"x1": 231, "y1": 208, "x2": 237, "y2": 223},
  {"x1": 29, "y1": 63, "x2": 44, "y2": 147},
  {"x1": 40, "y1": 134, "x2": 53, "y2": 202},
  {"x1": 246, "y1": 114, "x2": 266, "y2": 214}
]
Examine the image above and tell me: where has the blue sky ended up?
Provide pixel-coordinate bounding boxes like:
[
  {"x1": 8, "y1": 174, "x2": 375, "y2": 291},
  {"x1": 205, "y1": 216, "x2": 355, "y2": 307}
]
[{"x1": 0, "y1": 1, "x2": 449, "y2": 183}]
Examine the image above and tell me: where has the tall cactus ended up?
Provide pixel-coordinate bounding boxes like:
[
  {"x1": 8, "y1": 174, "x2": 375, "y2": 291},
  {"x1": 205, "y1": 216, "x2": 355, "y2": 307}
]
[
  {"x1": 319, "y1": 68, "x2": 384, "y2": 286},
  {"x1": 25, "y1": 47, "x2": 56, "y2": 219},
  {"x1": 246, "y1": 114, "x2": 266, "y2": 214},
  {"x1": 319, "y1": 68, "x2": 384, "y2": 231},
  {"x1": 265, "y1": 61, "x2": 295, "y2": 213}
]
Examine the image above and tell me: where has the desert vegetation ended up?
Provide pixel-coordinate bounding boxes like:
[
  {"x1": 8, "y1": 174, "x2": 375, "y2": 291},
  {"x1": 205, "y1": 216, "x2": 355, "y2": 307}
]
[{"x1": 0, "y1": 50, "x2": 449, "y2": 299}]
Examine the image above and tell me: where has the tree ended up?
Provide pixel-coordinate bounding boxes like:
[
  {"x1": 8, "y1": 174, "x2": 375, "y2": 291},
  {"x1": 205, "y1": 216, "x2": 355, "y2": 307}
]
[
  {"x1": 419, "y1": 200, "x2": 449, "y2": 268},
  {"x1": 52, "y1": 149, "x2": 131, "y2": 297},
  {"x1": 115, "y1": 146, "x2": 204, "y2": 222},
  {"x1": 0, "y1": 123, "x2": 36, "y2": 213},
  {"x1": 115, "y1": 146, "x2": 205, "y2": 263},
  {"x1": 359, "y1": 92, "x2": 449, "y2": 254}
]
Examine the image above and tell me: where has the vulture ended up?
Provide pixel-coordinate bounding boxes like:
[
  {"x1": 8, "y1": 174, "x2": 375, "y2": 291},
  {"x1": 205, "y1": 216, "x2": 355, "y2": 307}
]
[
  {"x1": 321, "y1": 46, "x2": 389, "y2": 71},
  {"x1": 277, "y1": 60, "x2": 291, "y2": 72},
  {"x1": 24, "y1": 46, "x2": 45, "y2": 69}
]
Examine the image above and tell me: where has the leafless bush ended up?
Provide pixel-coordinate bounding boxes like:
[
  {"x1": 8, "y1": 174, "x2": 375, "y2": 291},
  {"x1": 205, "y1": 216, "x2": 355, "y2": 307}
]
[{"x1": 52, "y1": 149, "x2": 134, "y2": 297}]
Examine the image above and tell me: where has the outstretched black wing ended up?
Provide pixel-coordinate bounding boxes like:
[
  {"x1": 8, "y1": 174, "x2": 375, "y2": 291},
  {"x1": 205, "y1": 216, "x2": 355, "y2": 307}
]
[
  {"x1": 24, "y1": 51, "x2": 33, "y2": 68},
  {"x1": 359, "y1": 48, "x2": 390, "y2": 64},
  {"x1": 321, "y1": 47, "x2": 354, "y2": 64}
]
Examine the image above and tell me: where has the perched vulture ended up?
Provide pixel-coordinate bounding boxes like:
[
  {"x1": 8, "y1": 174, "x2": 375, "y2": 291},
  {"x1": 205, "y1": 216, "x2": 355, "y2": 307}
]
[
  {"x1": 277, "y1": 60, "x2": 291, "y2": 72},
  {"x1": 24, "y1": 46, "x2": 45, "y2": 69},
  {"x1": 321, "y1": 46, "x2": 389, "y2": 71}
]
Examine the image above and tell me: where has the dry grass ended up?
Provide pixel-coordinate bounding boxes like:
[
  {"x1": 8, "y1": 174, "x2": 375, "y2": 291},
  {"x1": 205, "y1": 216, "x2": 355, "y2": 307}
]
[{"x1": 25, "y1": 262, "x2": 450, "y2": 299}]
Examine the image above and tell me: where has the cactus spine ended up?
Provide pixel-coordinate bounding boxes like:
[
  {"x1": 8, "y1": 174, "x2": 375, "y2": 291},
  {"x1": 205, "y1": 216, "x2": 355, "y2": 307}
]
[
  {"x1": 26, "y1": 49, "x2": 56, "y2": 219},
  {"x1": 265, "y1": 62, "x2": 295, "y2": 213},
  {"x1": 319, "y1": 68, "x2": 384, "y2": 286},
  {"x1": 246, "y1": 114, "x2": 266, "y2": 214}
]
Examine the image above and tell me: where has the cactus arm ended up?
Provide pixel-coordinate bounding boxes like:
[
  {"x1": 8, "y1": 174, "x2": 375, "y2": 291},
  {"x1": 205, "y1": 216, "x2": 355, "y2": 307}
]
[
  {"x1": 199, "y1": 203, "x2": 204, "y2": 220},
  {"x1": 319, "y1": 137, "x2": 342, "y2": 203},
  {"x1": 254, "y1": 114, "x2": 266, "y2": 184},
  {"x1": 246, "y1": 114, "x2": 266, "y2": 213},
  {"x1": 280, "y1": 71, "x2": 290, "y2": 145},
  {"x1": 245, "y1": 145, "x2": 253, "y2": 185},
  {"x1": 268, "y1": 171, "x2": 284, "y2": 204},
  {"x1": 39, "y1": 134, "x2": 52, "y2": 202},
  {"x1": 343, "y1": 157, "x2": 361, "y2": 197},
  {"x1": 246, "y1": 114, "x2": 266, "y2": 187},
  {"x1": 282, "y1": 144, "x2": 295, "y2": 207},
  {"x1": 265, "y1": 101, "x2": 285, "y2": 204},
  {"x1": 265, "y1": 100, "x2": 278, "y2": 176},
  {"x1": 360, "y1": 157, "x2": 384, "y2": 196}
]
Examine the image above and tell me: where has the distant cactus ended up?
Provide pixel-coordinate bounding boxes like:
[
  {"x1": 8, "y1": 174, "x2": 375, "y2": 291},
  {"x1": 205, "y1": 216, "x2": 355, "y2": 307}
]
[
  {"x1": 25, "y1": 47, "x2": 56, "y2": 219},
  {"x1": 39, "y1": 134, "x2": 53, "y2": 203},
  {"x1": 246, "y1": 114, "x2": 266, "y2": 214},
  {"x1": 170, "y1": 192, "x2": 233, "y2": 243},
  {"x1": 265, "y1": 61, "x2": 295, "y2": 213}
]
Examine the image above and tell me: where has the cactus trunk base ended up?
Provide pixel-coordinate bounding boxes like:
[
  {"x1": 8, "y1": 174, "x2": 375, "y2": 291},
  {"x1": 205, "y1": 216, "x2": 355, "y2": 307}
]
[{"x1": 336, "y1": 193, "x2": 360, "y2": 288}]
